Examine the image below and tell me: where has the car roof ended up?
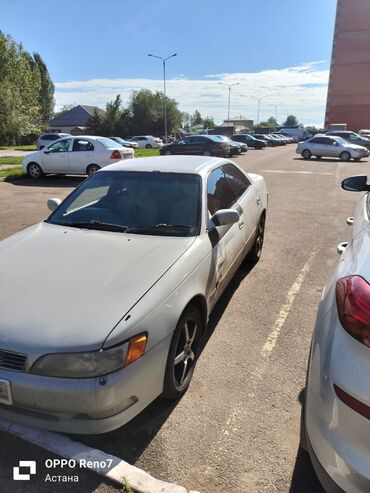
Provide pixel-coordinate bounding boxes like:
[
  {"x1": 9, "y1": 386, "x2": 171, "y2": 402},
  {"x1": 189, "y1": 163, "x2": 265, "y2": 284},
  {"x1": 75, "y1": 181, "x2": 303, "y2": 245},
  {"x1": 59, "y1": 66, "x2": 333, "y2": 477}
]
[{"x1": 102, "y1": 155, "x2": 233, "y2": 175}]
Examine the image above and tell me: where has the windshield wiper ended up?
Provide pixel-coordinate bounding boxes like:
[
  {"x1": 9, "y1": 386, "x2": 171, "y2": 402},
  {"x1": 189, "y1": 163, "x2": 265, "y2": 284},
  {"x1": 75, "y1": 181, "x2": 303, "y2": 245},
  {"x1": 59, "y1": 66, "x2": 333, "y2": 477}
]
[
  {"x1": 61, "y1": 220, "x2": 128, "y2": 233},
  {"x1": 126, "y1": 223, "x2": 193, "y2": 234}
]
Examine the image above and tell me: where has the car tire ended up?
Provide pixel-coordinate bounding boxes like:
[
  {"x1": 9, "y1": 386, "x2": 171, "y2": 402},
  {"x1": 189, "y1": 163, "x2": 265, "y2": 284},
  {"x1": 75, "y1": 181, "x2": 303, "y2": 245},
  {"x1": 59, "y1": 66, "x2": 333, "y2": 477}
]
[
  {"x1": 145, "y1": 144, "x2": 153, "y2": 149},
  {"x1": 86, "y1": 164, "x2": 100, "y2": 176},
  {"x1": 247, "y1": 212, "x2": 266, "y2": 264},
  {"x1": 340, "y1": 151, "x2": 351, "y2": 162},
  {"x1": 165, "y1": 150, "x2": 172, "y2": 155},
  {"x1": 27, "y1": 162, "x2": 43, "y2": 179},
  {"x1": 299, "y1": 389, "x2": 308, "y2": 451},
  {"x1": 302, "y1": 149, "x2": 312, "y2": 160},
  {"x1": 203, "y1": 150, "x2": 212, "y2": 156},
  {"x1": 162, "y1": 305, "x2": 202, "y2": 400}
]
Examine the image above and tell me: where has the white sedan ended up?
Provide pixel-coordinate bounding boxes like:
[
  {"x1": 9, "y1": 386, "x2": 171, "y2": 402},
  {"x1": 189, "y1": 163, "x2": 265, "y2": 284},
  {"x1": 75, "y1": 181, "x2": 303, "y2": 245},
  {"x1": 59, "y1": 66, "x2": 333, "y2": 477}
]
[
  {"x1": 0, "y1": 156, "x2": 267, "y2": 433},
  {"x1": 128, "y1": 135, "x2": 163, "y2": 149},
  {"x1": 22, "y1": 136, "x2": 135, "y2": 178}
]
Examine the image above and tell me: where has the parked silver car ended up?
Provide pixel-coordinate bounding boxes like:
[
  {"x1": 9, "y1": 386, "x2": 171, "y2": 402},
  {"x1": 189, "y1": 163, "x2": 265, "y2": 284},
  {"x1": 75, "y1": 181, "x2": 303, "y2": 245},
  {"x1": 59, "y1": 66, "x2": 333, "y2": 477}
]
[
  {"x1": 296, "y1": 134, "x2": 369, "y2": 162},
  {"x1": 0, "y1": 156, "x2": 267, "y2": 433},
  {"x1": 37, "y1": 132, "x2": 71, "y2": 150},
  {"x1": 301, "y1": 174, "x2": 370, "y2": 492}
]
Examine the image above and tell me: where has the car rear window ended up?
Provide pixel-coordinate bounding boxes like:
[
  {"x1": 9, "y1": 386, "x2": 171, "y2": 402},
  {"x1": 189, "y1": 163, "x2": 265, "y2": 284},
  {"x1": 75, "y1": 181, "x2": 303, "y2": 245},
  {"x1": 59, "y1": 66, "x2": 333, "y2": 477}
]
[{"x1": 96, "y1": 137, "x2": 121, "y2": 148}]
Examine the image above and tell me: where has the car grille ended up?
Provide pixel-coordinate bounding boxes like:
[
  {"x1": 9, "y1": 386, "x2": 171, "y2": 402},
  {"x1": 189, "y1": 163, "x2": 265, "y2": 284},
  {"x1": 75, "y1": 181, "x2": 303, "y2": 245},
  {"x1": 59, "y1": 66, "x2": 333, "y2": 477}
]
[{"x1": 0, "y1": 349, "x2": 27, "y2": 372}]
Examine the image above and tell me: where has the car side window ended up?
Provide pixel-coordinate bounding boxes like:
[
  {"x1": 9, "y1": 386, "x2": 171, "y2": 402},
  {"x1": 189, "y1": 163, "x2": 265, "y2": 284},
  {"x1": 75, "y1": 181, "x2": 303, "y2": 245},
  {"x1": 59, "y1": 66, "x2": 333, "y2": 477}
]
[
  {"x1": 72, "y1": 139, "x2": 94, "y2": 152},
  {"x1": 48, "y1": 139, "x2": 72, "y2": 153},
  {"x1": 309, "y1": 138, "x2": 320, "y2": 144},
  {"x1": 222, "y1": 164, "x2": 251, "y2": 201},
  {"x1": 322, "y1": 138, "x2": 335, "y2": 145},
  {"x1": 207, "y1": 167, "x2": 235, "y2": 216}
]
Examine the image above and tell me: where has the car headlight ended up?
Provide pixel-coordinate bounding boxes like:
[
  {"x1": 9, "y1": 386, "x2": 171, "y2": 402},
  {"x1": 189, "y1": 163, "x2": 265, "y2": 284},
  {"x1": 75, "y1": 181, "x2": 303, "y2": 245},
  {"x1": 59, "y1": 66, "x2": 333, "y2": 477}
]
[{"x1": 30, "y1": 334, "x2": 147, "y2": 378}]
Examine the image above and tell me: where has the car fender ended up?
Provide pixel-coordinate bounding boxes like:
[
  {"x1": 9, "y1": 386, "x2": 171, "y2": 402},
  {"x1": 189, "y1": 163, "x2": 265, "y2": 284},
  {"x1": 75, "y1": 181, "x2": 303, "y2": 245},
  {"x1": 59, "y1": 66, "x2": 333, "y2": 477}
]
[{"x1": 103, "y1": 236, "x2": 213, "y2": 351}]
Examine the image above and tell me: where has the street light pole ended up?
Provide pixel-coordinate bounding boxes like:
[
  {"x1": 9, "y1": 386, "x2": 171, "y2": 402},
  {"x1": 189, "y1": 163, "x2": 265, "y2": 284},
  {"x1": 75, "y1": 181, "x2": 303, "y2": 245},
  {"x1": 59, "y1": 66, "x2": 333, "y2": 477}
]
[
  {"x1": 256, "y1": 98, "x2": 262, "y2": 125},
  {"x1": 218, "y1": 82, "x2": 240, "y2": 122},
  {"x1": 148, "y1": 52, "x2": 177, "y2": 139}
]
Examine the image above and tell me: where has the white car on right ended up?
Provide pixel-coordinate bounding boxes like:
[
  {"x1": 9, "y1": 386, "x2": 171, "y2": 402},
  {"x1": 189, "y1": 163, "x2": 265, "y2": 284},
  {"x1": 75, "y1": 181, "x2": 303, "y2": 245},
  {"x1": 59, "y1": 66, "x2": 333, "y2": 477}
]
[
  {"x1": 296, "y1": 134, "x2": 369, "y2": 162},
  {"x1": 302, "y1": 174, "x2": 370, "y2": 493},
  {"x1": 128, "y1": 135, "x2": 163, "y2": 149}
]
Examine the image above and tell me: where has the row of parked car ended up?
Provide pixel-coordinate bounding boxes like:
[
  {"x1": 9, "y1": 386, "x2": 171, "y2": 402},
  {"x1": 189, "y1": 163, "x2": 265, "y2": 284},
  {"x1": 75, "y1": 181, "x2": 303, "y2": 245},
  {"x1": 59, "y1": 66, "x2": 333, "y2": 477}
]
[{"x1": 37, "y1": 133, "x2": 163, "y2": 151}]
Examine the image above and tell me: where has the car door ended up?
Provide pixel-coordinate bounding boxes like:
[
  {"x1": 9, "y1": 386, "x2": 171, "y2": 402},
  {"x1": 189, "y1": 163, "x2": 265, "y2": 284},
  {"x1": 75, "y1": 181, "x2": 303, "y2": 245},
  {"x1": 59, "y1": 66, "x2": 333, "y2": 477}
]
[
  {"x1": 309, "y1": 137, "x2": 325, "y2": 156},
  {"x1": 222, "y1": 163, "x2": 260, "y2": 253},
  {"x1": 41, "y1": 138, "x2": 72, "y2": 173},
  {"x1": 206, "y1": 166, "x2": 245, "y2": 307},
  {"x1": 321, "y1": 137, "x2": 338, "y2": 157},
  {"x1": 174, "y1": 137, "x2": 193, "y2": 154},
  {"x1": 70, "y1": 138, "x2": 95, "y2": 174}
]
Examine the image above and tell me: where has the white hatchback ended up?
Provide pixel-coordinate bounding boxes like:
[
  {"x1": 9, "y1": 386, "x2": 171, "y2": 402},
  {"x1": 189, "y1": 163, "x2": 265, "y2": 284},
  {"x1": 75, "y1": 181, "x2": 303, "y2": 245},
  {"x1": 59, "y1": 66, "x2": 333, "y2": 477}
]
[{"x1": 23, "y1": 136, "x2": 135, "y2": 178}]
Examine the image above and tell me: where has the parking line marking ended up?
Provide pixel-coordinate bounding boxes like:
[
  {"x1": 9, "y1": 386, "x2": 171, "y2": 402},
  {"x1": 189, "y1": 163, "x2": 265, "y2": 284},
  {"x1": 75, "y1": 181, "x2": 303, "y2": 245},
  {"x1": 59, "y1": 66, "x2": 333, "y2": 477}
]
[
  {"x1": 0, "y1": 418, "x2": 197, "y2": 493},
  {"x1": 261, "y1": 249, "x2": 318, "y2": 356},
  {"x1": 261, "y1": 170, "x2": 333, "y2": 175}
]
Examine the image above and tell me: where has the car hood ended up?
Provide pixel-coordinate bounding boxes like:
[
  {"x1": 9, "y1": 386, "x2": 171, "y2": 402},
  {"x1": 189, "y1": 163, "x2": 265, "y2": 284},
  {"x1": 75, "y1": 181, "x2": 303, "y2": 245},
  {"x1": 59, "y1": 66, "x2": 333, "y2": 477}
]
[
  {"x1": 347, "y1": 143, "x2": 369, "y2": 151},
  {"x1": 0, "y1": 222, "x2": 195, "y2": 354}
]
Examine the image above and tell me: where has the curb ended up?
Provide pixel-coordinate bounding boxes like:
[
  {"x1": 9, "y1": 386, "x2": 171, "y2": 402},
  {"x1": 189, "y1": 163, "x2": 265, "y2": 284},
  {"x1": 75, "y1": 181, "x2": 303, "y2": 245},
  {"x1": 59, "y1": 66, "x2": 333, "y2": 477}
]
[{"x1": 0, "y1": 418, "x2": 200, "y2": 493}]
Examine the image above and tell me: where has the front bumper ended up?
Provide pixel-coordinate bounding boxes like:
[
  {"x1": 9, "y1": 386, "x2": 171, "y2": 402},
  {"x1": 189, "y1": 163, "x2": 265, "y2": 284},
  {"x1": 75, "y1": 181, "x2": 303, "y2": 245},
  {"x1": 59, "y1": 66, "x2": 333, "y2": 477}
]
[{"x1": 0, "y1": 336, "x2": 169, "y2": 434}]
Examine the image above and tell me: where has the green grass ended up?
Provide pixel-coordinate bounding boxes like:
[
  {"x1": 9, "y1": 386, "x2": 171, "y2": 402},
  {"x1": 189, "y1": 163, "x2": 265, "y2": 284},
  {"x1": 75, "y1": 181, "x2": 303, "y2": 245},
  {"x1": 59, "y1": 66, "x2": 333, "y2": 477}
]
[
  {"x1": 0, "y1": 145, "x2": 37, "y2": 151},
  {"x1": 0, "y1": 167, "x2": 24, "y2": 180},
  {"x1": 135, "y1": 148, "x2": 160, "y2": 158},
  {"x1": 0, "y1": 156, "x2": 23, "y2": 165}
]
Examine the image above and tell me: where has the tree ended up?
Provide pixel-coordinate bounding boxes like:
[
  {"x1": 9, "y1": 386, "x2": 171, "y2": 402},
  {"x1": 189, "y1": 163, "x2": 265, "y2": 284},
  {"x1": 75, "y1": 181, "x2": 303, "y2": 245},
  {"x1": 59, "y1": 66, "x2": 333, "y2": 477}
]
[
  {"x1": 202, "y1": 116, "x2": 215, "y2": 129},
  {"x1": 182, "y1": 112, "x2": 191, "y2": 129},
  {"x1": 283, "y1": 115, "x2": 299, "y2": 126},
  {"x1": 125, "y1": 90, "x2": 182, "y2": 136},
  {"x1": 89, "y1": 90, "x2": 182, "y2": 138},
  {"x1": 0, "y1": 31, "x2": 54, "y2": 144},
  {"x1": 191, "y1": 110, "x2": 203, "y2": 126},
  {"x1": 33, "y1": 52, "x2": 55, "y2": 124}
]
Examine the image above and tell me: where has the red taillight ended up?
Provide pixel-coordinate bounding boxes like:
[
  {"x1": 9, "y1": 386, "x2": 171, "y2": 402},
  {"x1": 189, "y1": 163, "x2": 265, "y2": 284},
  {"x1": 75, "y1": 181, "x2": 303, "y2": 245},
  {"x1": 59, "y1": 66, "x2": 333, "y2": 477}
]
[
  {"x1": 336, "y1": 275, "x2": 370, "y2": 347},
  {"x1": 110, "y1": 150, "x2": 121, "y2": 160}
]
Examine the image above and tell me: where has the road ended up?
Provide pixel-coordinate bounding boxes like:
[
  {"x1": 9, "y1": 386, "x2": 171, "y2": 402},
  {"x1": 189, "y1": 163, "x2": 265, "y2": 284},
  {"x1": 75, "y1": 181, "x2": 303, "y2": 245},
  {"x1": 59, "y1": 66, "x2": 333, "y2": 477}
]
[{"x1": 0, "y1": 145, "x2": 363, "y2": 492}]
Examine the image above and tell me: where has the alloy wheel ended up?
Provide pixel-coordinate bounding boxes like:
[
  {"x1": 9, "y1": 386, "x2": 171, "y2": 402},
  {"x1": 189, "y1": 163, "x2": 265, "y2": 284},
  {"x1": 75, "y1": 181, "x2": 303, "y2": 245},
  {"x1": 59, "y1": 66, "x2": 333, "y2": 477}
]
[
  {"x1": 173, "y1": 319, "x2": 198, "y2": 388},
  {"x1": 28, "y1": 163, "x2": 42, "y2": 178}
]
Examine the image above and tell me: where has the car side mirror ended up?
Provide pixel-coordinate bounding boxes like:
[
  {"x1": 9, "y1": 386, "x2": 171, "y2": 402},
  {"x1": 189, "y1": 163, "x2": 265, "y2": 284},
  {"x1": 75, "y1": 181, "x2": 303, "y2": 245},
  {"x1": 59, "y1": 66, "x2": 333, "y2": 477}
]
[
  {"x1": 211, "y1": 209, "x2": 240, "y2": 226},
  {"x1": 341, "y1": 176, "x2": 370, "y2": 192},
  {"x1": 47, "y1": 198, "x2": 62, "y2": 212}
]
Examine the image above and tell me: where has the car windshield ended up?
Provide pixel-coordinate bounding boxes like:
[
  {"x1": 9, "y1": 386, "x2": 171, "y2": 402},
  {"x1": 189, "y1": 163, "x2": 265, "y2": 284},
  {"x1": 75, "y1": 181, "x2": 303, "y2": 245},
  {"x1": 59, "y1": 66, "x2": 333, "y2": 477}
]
[
  {"x1": 47, "y1": 171, "x2": 202, "y2": 237},
  {"x1": 96, "y1": 137, "x2": 121, "y2": 148}
]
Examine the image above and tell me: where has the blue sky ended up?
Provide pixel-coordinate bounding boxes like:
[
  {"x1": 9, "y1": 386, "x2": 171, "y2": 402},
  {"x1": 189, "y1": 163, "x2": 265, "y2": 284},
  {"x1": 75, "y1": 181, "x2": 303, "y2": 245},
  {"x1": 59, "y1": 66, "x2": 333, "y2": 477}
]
[{"x1": 1, "y1": 0, "x2": 337, "y2": 126}]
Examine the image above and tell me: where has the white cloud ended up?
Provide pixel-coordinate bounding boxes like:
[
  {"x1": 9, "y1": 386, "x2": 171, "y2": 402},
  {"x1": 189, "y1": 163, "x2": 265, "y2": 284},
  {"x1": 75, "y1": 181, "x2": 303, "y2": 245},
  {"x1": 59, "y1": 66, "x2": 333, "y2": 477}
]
[{"x1": 55, "y1": 62, "x2": 329, "y2": 127}]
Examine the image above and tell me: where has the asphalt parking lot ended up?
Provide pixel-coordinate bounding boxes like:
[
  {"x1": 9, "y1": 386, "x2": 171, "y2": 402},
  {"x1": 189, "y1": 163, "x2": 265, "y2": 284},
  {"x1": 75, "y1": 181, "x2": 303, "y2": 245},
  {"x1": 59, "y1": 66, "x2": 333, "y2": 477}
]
[{"x1": 0, "y1": 145, "x2": 365, "y2": 492}]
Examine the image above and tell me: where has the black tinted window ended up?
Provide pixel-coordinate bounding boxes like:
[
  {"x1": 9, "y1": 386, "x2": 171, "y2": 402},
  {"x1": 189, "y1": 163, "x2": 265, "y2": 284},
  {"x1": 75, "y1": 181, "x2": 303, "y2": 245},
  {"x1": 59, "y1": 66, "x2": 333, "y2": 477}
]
[
  {"x1": 222, "y1": 164, "x2": 251, "y2": 200},
  {"x1": 207, "y1": 167, "x2": 235, "y2": 215},
  {"x1": 322, "y1": 137, "x2": 335, "y2": 145},
  {"x1": 72, "y1": 139, "x2": 94, "y2": 152}
]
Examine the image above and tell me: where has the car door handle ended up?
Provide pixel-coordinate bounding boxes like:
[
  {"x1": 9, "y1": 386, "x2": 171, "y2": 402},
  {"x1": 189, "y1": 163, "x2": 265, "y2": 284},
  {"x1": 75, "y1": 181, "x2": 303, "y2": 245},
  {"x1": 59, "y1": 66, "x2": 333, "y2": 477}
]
[
  {"x1": 239, "y1": 221, "x2": 245, "y2": 230},
  {"x1": 257, "y1": 197, "x2": 261, "y2": 205}
]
